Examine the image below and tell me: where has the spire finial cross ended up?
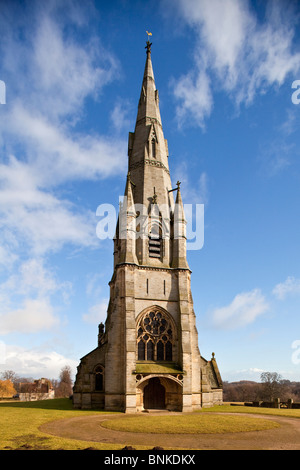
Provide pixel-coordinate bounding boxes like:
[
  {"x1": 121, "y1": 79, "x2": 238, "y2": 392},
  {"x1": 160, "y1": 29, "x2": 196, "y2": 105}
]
[{"x1": 152, "y1": 189, "x2": 157, "y2": 204}]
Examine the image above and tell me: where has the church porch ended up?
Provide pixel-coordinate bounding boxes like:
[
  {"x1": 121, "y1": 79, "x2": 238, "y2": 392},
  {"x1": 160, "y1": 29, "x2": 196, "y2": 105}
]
[{"x1": 135, "y1": 373, "x2": 183, "y2": 412}]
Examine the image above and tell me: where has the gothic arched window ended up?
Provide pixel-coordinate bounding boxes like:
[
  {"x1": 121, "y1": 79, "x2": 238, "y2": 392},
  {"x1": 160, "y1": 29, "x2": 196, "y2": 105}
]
[
  {"x1": 94, "y1": 365, "x2": 104, "y2": 391},
  {"x1": 137, "y1": 309, "x2": 174, "y2": 362}
]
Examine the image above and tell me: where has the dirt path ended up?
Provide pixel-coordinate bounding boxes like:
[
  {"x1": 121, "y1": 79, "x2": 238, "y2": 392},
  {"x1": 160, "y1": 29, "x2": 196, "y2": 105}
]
[{"x1": 40, "y1": 412, "x2": 300, "y2": 450}]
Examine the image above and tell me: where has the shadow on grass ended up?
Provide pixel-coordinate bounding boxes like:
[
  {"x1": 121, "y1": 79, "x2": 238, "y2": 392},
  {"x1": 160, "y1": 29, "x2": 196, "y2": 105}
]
[{"x1": 0, "y1": 398, "x2": 111, "y2": 412}]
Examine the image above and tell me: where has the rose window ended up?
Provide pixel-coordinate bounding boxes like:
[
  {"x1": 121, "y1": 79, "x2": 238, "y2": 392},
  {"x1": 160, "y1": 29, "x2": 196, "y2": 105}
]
[{"x1": 137, "y1": 310, "x2": 173, "y2": 361}]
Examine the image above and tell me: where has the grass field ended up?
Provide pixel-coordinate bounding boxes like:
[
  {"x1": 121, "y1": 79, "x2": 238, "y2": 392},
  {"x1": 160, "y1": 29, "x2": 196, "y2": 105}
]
[
  {"x1": 101, "y1": 413, "x2": 280, "y2": 434},
  {"x1": 0, "y1": 399, "x2": 300, "y2": 450},
  {"x1": 0, "y1": 398, "x2": 122, "y2": 450}
]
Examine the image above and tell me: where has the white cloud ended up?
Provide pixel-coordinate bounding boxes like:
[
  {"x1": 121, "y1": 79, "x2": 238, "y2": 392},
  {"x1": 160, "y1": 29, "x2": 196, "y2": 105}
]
[
  {"x1": 259, "y1": 139, "x2": 294, "y2": 176},
  {"x1": 1, "y1": 258, "x2": 71, "y2": 299},
  {"x1": 0, "y1": 2, "x2": 118, "y2": 121},
  {"x1": 31, "y1": 15, "x2": 117, "y2": 119},
  {"x1": 110, "y1": 99, "x2": 132, "y2": 132},
  {"x1": 223, "y1": 366, "x2": 300, "y2": 382},
  {"x1": 0, "y1": 298, "x2": 59, "y2": 335},
  {"x1": 272, "y1": 276, "x2": 300, "y2": 300},
  {"x1": 0, "y1": 245, "x2": 18, "y2": 270},
  {"x1": 173, "y1": 161, "x2": 209, "y2": 205},
  {"x1": 223, "y1": 367, "x2": 265, "y2": 382},
  {"x1": 0, "y1": 156, "x2": 98, "y2": 255},
  {"x1": 198, "y1": 172, "x2": 209, "y2": 205},
  {"x1": 3, "y1": 103, "x2": 127, "y2": 183},
  {"x1": 0, "y1": 2, "x2": 127, "y2": 259},
  {"x1": 82, "y1": 300, "x2": 108, "y2": 324},
  {"x1": 0, "y1": 2, "x2": 123, "y2": 349},
  {"x1": 0, "y1": 258, "x2": 72, "y2": 335},
  {"x1": 169, "y1": 0, "x2": 300, "y2": 127},
  {"x1": 212, "y1": 288, "x2": 269, "y2": 329},
  {"x1": 173, "y1": 68, "x2": 213, "y2": 129},
  {"x1": 1, "y1": 344, "x2": 78, "y2": 380},
  {"x1": 85, "y1": 273, "x2": 105, "y2": 299}
]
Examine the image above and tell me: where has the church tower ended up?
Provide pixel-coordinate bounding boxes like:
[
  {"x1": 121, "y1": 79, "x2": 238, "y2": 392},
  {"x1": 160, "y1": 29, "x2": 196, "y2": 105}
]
[{"x1": 73, "y1": 41, "x2": 223, "y2": 412}]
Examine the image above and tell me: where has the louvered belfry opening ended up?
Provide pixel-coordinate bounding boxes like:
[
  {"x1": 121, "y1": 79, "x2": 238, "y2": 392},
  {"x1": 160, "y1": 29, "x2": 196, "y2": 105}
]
[{"x1": 149, "y1": 223, "x2": 161, "y2": 258}]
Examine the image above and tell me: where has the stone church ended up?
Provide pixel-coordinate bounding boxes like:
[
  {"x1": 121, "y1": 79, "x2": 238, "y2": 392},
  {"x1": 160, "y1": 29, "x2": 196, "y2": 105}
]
[{"x1": 73, "y1": 41, "x2": 223, "y2": 412}]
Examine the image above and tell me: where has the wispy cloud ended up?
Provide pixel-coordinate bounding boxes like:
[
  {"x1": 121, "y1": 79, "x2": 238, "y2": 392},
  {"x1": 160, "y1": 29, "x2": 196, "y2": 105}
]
[
  {"x1": 0, "y1": 1, "x2": 126, "y2": 262},
  {"x1": 211, "y1": 288, "x2": 269, "y2": 330},
  {"x1": 259, "y1": 139, "x2": 294, "y2": 176},
  {"x1": 4, "y1": 344, "x2": 78, "y2": 378},
  {"x1": 0, "y1": 1, "x2": 128, "y2": 352},
  {"x1": 110, "y1": 99, "x2": 132, "y2": 132},
  {"x1": 0, "y1": 155, "x2": 98, "y2": 256},
  {"x1": 172, "y1": 66, "x2": 213, "y2": 129},
  {"x1": 0, "y1": 1, "x2": 118, "y2": 120},
  {"x1": 0, "y1": 258, "x2": 72, "y2": 335},
  {"x1": 173, "y1": 161, "x2": 209, "y2": 205},
  {"x1": 0, "y1": 6, "x2": 126, "y2": 185},
  {"x1": 273, "y1": 276, "x2": 300, "y2": 300},
  {"x1": 2, "y1": 104, "x2": 126, "y2": 183},
  {"x1": 210, "y1": 274, "x2": 300, "y2": 331},
  {"x1": 168, "y1": 0, "x2": 300, "y2": 128},
  {"x1": 0, "y1": 298, "x2": 59, "y2": 335},
  {"x1": 82, "y1": 300, "x2": 108, "y2": 324},
  {"x1": 258, "y1": 107, "x2": 300, "y2": 176}
]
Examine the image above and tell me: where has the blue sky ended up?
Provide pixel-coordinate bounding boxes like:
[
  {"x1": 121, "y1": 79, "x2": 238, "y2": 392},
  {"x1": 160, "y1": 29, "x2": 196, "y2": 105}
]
[{"x1": 0, "y1": 0, "x2": 300, "y2": 383}]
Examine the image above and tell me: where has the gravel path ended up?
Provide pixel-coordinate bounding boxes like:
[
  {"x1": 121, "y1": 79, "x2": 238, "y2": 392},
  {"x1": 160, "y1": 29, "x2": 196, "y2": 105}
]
[{"x1": 40, "y1": 412, "x2": 300, "y2": 450}]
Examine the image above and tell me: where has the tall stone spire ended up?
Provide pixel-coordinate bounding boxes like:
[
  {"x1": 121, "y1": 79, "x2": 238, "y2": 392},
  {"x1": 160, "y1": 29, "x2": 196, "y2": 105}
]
[
  {"x1": 135, "y1": 40, "x2": 162, "y2": 127},
  {"x1": 125, "y1": 41, "x2": 177, "y2": 267},
  {"x1": 128, "y1": 41, "x2": 172, "y2": 209},
  {"x1": 72, "y1": 41, "x2": 223, "y2": 414}
]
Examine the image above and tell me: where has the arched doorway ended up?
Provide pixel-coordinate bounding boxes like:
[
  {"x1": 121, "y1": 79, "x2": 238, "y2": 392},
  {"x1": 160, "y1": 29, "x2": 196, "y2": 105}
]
[{"x1": 144, "y1": 377, "x2": 165, "y2": 410}]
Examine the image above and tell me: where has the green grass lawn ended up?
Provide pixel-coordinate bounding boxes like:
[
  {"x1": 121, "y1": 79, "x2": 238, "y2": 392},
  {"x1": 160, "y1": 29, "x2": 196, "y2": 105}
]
[
  {"x1": 0, "y1": 398, "x2": 123, "y2": 450},
  {"x1": 202, "y1": 404, "x2": 300, "y2": 419},
  {"x1": 101, "y1": 413, "x2": 280, "y2": 434},
  {"x1": 0, "y1": 400, "x2": 299, "y2": 450}
]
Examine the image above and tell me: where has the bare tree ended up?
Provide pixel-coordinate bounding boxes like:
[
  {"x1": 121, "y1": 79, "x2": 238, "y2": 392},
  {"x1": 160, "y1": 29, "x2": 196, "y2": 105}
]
[
  {"x1": 223, "y1": 376, "x2": 300, "y2": 403},
  {"x1": 1, "y1": 370, "x2": 18, "y2": 382},
  {"x1": 260, "y1": 372, "x2": 282, "y2": 401},
  {"x1": 0, "y1": 370, "x2": 36, "y2": 393},
  {"x1": 56, "y1": 366, "x2": 73, "y2": 398},
  {"x1": 223, "y1": 381, "x2": 262, "y2": 402}
]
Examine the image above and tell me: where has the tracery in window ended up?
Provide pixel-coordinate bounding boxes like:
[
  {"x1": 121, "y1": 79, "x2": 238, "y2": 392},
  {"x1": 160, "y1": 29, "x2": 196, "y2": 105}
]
[{"x1": 137, "y1": 309, "x2": 173, "y2": 361}]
